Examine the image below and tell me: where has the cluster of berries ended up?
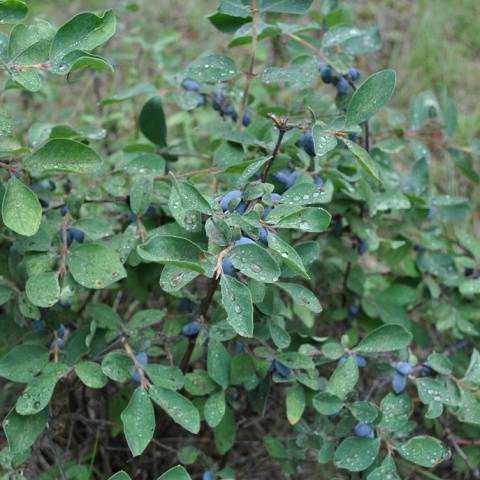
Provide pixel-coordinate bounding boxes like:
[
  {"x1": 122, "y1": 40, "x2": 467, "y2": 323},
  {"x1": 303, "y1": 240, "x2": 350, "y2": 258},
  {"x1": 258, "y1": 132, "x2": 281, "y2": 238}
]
[{"x1": 318, "y1": 62, "x2": 360, "y2": 95}]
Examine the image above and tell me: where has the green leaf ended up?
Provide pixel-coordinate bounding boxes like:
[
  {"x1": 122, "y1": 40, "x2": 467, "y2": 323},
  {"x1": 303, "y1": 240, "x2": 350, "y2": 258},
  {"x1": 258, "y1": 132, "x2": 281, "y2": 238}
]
[
  {"x1": 137, "y1": 235, "x2": 214, "y2": 274},
  {"x1": 280, "y1": 182, "x2": 330, "y2": 206},
  {"x1": 16, "y1": 363, "x2": 69, "y2": 415},
  {"x1": 342, "y1": 138, "x2": 381, "y2": 182},
  {"x1": 0, "y1": 284, "x2": 14, "y2": 305},
  {"x1": 139, "y1": 96, "x2": 167, "y2": 146},
  {"x1": 259, "y1": 0, "x2": 313, "y2": 14},
  {"x1": 459, "y1": 278, "x2": 480, "y2": 296},
  {"x1": 366, "y1": 456, "x2": 399, "y2": 480},
  {"x1": 286, "y1": 384, "x2": 305, "y2": 425},
  {"x1": 220, "y1": 275, "x2": 254, "y2": 337},
  {"x1": 157, "y1": 465, "x2": 191, "y2": 480},
  {"x1": 204, "y1": 391, "x2": 226, "y2": 428},
  {"x1": 207, "y1": 340, "x2": 230, "y2": 389},
  {"x1": 260, "y1": 55, "x2": 317, "y2": 91},
  {"x1": 397, "y1": 436, "x2": 450, "y2": 468},
  {"x1": 24, "y1": 139, "x2": 103, "y2": 174},
  {"x1": 144, "y1": 364, "x2": 184, "y2": 391},
  {"x1": 416, "y1": 378, "x2": 458, "y2": 406},
  {"x1": 378, "y1": 392, "x2": 413, "y2": 433},
  {"x1": 3, "y1": 407, "x2": 48, "y2": 454},
  {"x1": 463, "y1": 349, "x2": 480, "y2": 385},
  {"x1": 184, "y1": 369, "x2": 216, "y2": 396},
  {"x1": 185, "y1": 54, "x2": 237, "y2": 83},
  {"x1": 2, "y1": 177, "x2": 42, "y2": 237},
  {"x1": 214, "y1": 406, "x2": 236, "y2": 454},
  {"x1": 101, "y1": 351, "x2": 134, "y2": 383},
  {"x1": 276, "y1": 282, "x2": 322, "y2": 313},
  {"x1": 123, "y1": 153, "x2": 166, "y2": 176},
  {"x1": 130, "y1": 175, "x2": 153, "y2": 216},
  {"x1": 149, "y1": 385, "x2": 200, "y2": 434},
  {"x1": 103, "y1": 82, "x2": 157, "y2": 104},
  {"x1": 25, "y1": 271, "x2": 60, "y2": 307},
  {"x1": 334, "y1": 437, "x2": 380, "y2": 472},
  {"x1": 312, "y1": 123, "x2": 337, "y2": 156},
  {"x1": 75, "y1": 361, "x2": 108, "y2": 389},
  {"x1": 312, "y1": 392, "x2": 344, "y2": 415},
  {"x1": 107, "y1": 473, "x2": 131, "y2": 480},
  {"x1": 326, "y1": 356, "x2": 359, "y2": 400},
  {"x1": 355, "y1": 325, "x2": 412, "y2": 353},
  {"x1": 0, "y1": 344, "x2": 49, "y2": 383},
  {"x1": 273, "y1": 207, "x2": 331, "y2": 232},
  {"x1": 0, "y1": 0, "x2": 27, "y2": 24},
  {"x1": 230, "y1": 243, "x2": 280, "y2": 283},
  {"x1": 121, "y1": 388, "x2": 155, "y2": 457},
  {"x1": 49, "y1": 10, "x2": 116, "y2": 72},
  {"x1": 68, "y1": 243, "x2": 127, "y2": 289},
  {"x1": 346, "y1": 70, "x2": 396, "y2": 126}
]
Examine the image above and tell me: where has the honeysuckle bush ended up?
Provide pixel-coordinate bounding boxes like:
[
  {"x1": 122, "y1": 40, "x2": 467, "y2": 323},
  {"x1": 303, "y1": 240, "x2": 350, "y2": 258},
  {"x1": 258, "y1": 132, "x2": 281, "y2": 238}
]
[{"x1": 0, "y1": 0, "x2": 479, "y2": 479}]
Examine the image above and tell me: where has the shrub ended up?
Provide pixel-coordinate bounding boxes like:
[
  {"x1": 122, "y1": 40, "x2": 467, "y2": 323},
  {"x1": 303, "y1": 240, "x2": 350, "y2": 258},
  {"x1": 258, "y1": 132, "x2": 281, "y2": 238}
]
[{"x1": 0, "y1": 1, "x2": 479, "y2": 479}]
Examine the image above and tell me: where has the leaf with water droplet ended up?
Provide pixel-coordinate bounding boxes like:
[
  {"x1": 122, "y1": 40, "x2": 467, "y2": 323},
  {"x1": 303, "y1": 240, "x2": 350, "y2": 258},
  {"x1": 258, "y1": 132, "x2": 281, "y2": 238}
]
[
  {"x1": 204, "y1": 390, "x2": 226, "y2": 428},
  {"x1": 2, "y1": 177, "x2": 42, "y2": 237},
  {"x1": 230, "y1": 243, "x2": 280, "y2": 283},
  {"x1": 156, "y1": 465, "x2": 192, "y2": 480},
  {"x1": 326, "y1": 356, "x2": 359, "y2": 400},
  {"x1": 130, "y1": 175, "x2": 153, "y2": 216},
  {"x1": 160, "y1": 264, "x2": 199, "y2": 293},
  {"x1": 0, "y1": 344, "x2": 49, "y2": 383},
  {"x1": 144, "y1": 364, "x2": 184, "y2": 391},
  {"x1": 207, "y1": 340, "x2": 230, "y2": 389},
  {"x1": 274, "y1": 207, "x2": 331, "y2": 233},
  {"x1": 107, "y1": 472, "x2": 131, "y2": 480},
  {"x1": 121, "y1": 388, "x2": 155, "y2": 457},
  {"x1": 220, "y1": 275, "x2": 253, "y2": 337},
  {"x1": 101, "y1": 350, "x2": 134, "y2": 383},
  {"x1": 334, "y1": 437, "x2": 380, "y2": 472},
  {"x1": 68, "y1": 243, "x2": 127, "y2": 289},
  {"x1": 342, "y1": 138, "x2": 382, "y2": 183},
  {"x1": 463, "y1": 349, "x2": 480, "y2": 386},
  {"x1": 214, "y1": 406, "x2": 236, "y2": 454},
  {"x1": 3, "y1": 407, "x2": 47, "y2": 454},
  {"x1": 312, "y1": 123, "x2": 337, "y2": 156},
  {"x1": 281, "y1": 182, "x2": 329, "y2": 207},
  {"x1": 185, "y1": 54, "x2": 237, "y2": 83},
  {"x1": 25, "y1": 271, "x2": 60, "y2": 308},
  {"x1": 398, "y1": 436, "x2": 450, "y2": 468},
  {"x1": 138, "y1": 235, "x2": 214, "y2": 274},
  {"x1": 149, "y1": 385, "x2": 200, "y2": 434},
  {"x1": 276, "y1": 282, "x2": 321, "y2": 313},
  {"x1": 75, "y1": 361, "x2": 108, "y2": 389},
  {"x1": 354, "y1": 325, "x2": 412, "y2": 353}
]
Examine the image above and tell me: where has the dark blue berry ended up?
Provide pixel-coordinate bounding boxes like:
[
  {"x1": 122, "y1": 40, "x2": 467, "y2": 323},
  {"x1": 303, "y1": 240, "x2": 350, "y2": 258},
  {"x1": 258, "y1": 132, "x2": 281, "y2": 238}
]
[
  {"x1": 394, "y1": 361, "x2": 413, "y2": 376},
  {"x1": 357, "y1": 240, "x2": 368, "y2": 255},
  {"x1": 336, "y1": 77, "x2": 350, "y2": 95},
  {"x1": 60, "y1": 204, "x2": 69, "y2": 216},
  {"x1": 274, "y1": 168, "x2": 300, "y2": 188},
  {"x1": 222, "y1": 256, "x2": 236, "y2": 276},
  {"x1": 354, "y1": 355, "x2": 367, "y2": 368},
  {"x1": 39, "y1": 198, "x2": 49, "y2": 209},
  {"x1": 258, "y1": 227, "x2": 268, "y2": 244},
  {"x1": 182, "y1": 320, "x2": 201, "y2": 337},
  {"x1": 354, "y1": 422, "x2": 374, "y2": 438},
  {"x1": 348, "y1": 304, "x2": 360, "y2": 318},
  {"x1": 181, "y1": 79, "x2": 201, "y2": 92},
  {"x1": 313, "y1": 175, "x2": 323, "y2": 187},
  {"x1": 178, "y1": 298, "x2": 195, "y2": 313},
  {"x1": 392, "y1": 371, "x2": 407, "y2": 394},
  {"x1": 300, "y1": 132, "x2": 315, "y2": 157},
  {"x1": 136, "y1": 351, "x2": 148, "y2": 366},
  {"x1": 235, "y1": 236, "x2": 255, "y2": 246},
  {"x1": 220, "y1": 190, "x2": 242, "y2": 211},
  {"x1": 202, "y1": 471, "x2": 215, "y2": 480},
  {"x1": 464, "y1": 267, "x2": 475, "y2": 277},
  {"x1": 212, "y1": 92, "x2": 225, "y2": 111},
  {"x1": 195, "y1": 94, "x2": 206, "y2": 106},
  {"x1": 235, "y1": 201, "x2": 247, "y2": 214},
  {"x1": 273, "y1": 360, "x2": 292, "y2": 378},
  {"x1": 57, "y1": 324, "x2": 66, "y2": 339},
  {"x1": 320, "y1": 66, "x2": 333, "y2": 84},
  {"x1": 70, "y1": 227, "x2": 85, "y2": 243},
  {"x1": 348, "y1": 68, "x2": 360, "y2": 81},
  {"x1": 271, "y1": 193, "x2": 282, "y2": 203},
  {"x1": 128, "y1": 210, "x2": 137, "y2": 222},
  {"x1": 224, "y1": 105, "x2": 238, "y2": 122},
  {"x1": 234, "y1": 341, "x2": 245, "y2": 353},
  {"x1": 32, "y1": 179, "x2": 56, "y2": 191},
  {"x1": 242, "y1": 113, "x2": 251, "y2": 127}
]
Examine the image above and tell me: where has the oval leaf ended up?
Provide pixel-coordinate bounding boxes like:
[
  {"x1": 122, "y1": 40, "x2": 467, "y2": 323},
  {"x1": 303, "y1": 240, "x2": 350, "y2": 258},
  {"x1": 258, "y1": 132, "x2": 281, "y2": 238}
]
[{"x1": 355, "y1": 325, "x2": 413, "y2": 354}]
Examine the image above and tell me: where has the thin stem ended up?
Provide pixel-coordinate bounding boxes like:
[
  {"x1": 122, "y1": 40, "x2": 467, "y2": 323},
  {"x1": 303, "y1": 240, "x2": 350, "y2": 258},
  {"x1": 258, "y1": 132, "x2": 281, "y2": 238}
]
[
  {"x1": 121, "y1": 336, "x2": 150, "y2": 389},
  {"x1": 261, "y1": 126, "x2": 287, "y2": 182},
  {"x1": 284, "y1": 32, "x2": 327, "y2": 62},
  {"x1": 237, "y1": 0, "x2": 258, "y2": 128},
  {"x1": 364, "y1": 121, "x2": 370, "y2": 152}
]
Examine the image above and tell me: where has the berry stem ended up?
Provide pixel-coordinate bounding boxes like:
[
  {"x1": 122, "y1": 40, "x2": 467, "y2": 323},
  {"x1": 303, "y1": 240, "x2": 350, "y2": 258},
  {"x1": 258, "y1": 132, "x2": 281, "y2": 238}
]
[{"x1": 121, "y1": 336, "x2": 150, "y2": 390}]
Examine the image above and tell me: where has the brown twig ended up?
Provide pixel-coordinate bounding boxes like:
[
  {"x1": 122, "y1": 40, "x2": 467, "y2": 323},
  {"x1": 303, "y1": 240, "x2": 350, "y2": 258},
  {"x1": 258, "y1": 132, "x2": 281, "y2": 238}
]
[
  {"x1": 261, "y1": 115, "x2": 291, "y2": 182},
  {"x1": 121, "y1": 336, "x2": 150, "y2": 389}
]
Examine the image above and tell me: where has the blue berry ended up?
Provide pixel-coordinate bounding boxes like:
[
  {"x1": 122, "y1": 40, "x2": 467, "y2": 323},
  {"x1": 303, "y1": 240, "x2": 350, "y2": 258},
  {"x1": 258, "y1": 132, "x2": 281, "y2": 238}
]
[
  {"x1": 182, "y1": 320, "x2": 201, "y2": 337},
  {"x1": 354, "y1": 422, "x2": 374, "y2": 438},
  {"x1": 336, "y1": 77, "x2": 350, "y2": 95},
  {"x1": 273, "y1": 360, "x2": 292, "y2": 378},
  {"x1": 313, "y1": 175, "x2": 323, "y2": 187},
  {"x1": 234, "y1": 341, "x2": 245, "y2": 353},
  {"x1": 392, "y1": 371, "x2": 407, "y2": 394},
  {"x1": 337, "y1": 356, "x2": 348, "y2": 367},
  {"x1": 348, "y1": 68, "x2": 360, "y2": 81},
  {"x1": 222, "y1": 256, "x2": 236, "y2": 276},
  {"x1": 60, "y1": 204, "x2": 69, "y2": 216},
  {"x1": 235, "y1": 201, "x2": 247, "y2": 214},
  {"x1": 320, "y1": 66, "x2": 333, "y2": 84},
  {"x1": 70, "y1": 227, "x2": 85, "y2": 243},
  {"x1": 132, "y1": 370, "x2": 141, "y2": 382},
  {"x1": 271, "y1": 193, "x2": 282, "y2": 203},
  {"x1": 427, "y1": 207, "x2": 438, "y2": 220},
  {"x1": 354, "y1": 355, "x2": 367, "y2": 368},
  {"x1": 242, "y1": 113, "x2": 251, "y2": 127},
  {"x1": 348, "y1": 304, "x2": 360, "y2": 318},
  {"x1": 300, "y1": 132, "x2": 315, "y2": 157},
  {"x1": 136, "y1": 351, "x2": 148, "y2": 366},
  {"x1": 202, "y1": 471, "x2": 215, "y2": 480},
  {"x1": 181, "y1": 78, "x2": 200, "y2": 92},
  {"x1": 212, "y1": 92, "x2": 225, "y2": 111},
  {"x1": 62, "y1": 228, "x2": 74, "y2": 247},
  {"x1": 258, "y1": 227, "x2": 269, "y2": 244},
  {"x1": 220, "y1": 190, "x2": 243, "y2": 211},
  {"x1": 178, "y1": 298, "x2": 195, "y2": 313},
  {"x1": 32, "y1": 320, "x2": 45, "y2": 332},
  {"x1": 357, "y1": 240, "x2": 368, "y2": 255},
  {"x1": 39, "y1": 198, "x2": 49, "y2": 209},
  {"x1": 274, "y1": 168, "x2": 300, "y2": 188},
  {"x1": 57, "y1": 324, "x2": 66, "y2": 339},
  {"x1": 32, "y1": 179, "x2": 56, "y2": 191},
  {"x1": 224, "y1": 105, "x2": 238, "y2": 122},
  {"x1": 394, "y1": 361, "x2": 413, "y2": 376},
  {"x1": 50, "y1": 337, "x2": 64, "y2": 350},
  {"x1": 235, "y1": 236, "x2": 255, "y2": 246}
]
